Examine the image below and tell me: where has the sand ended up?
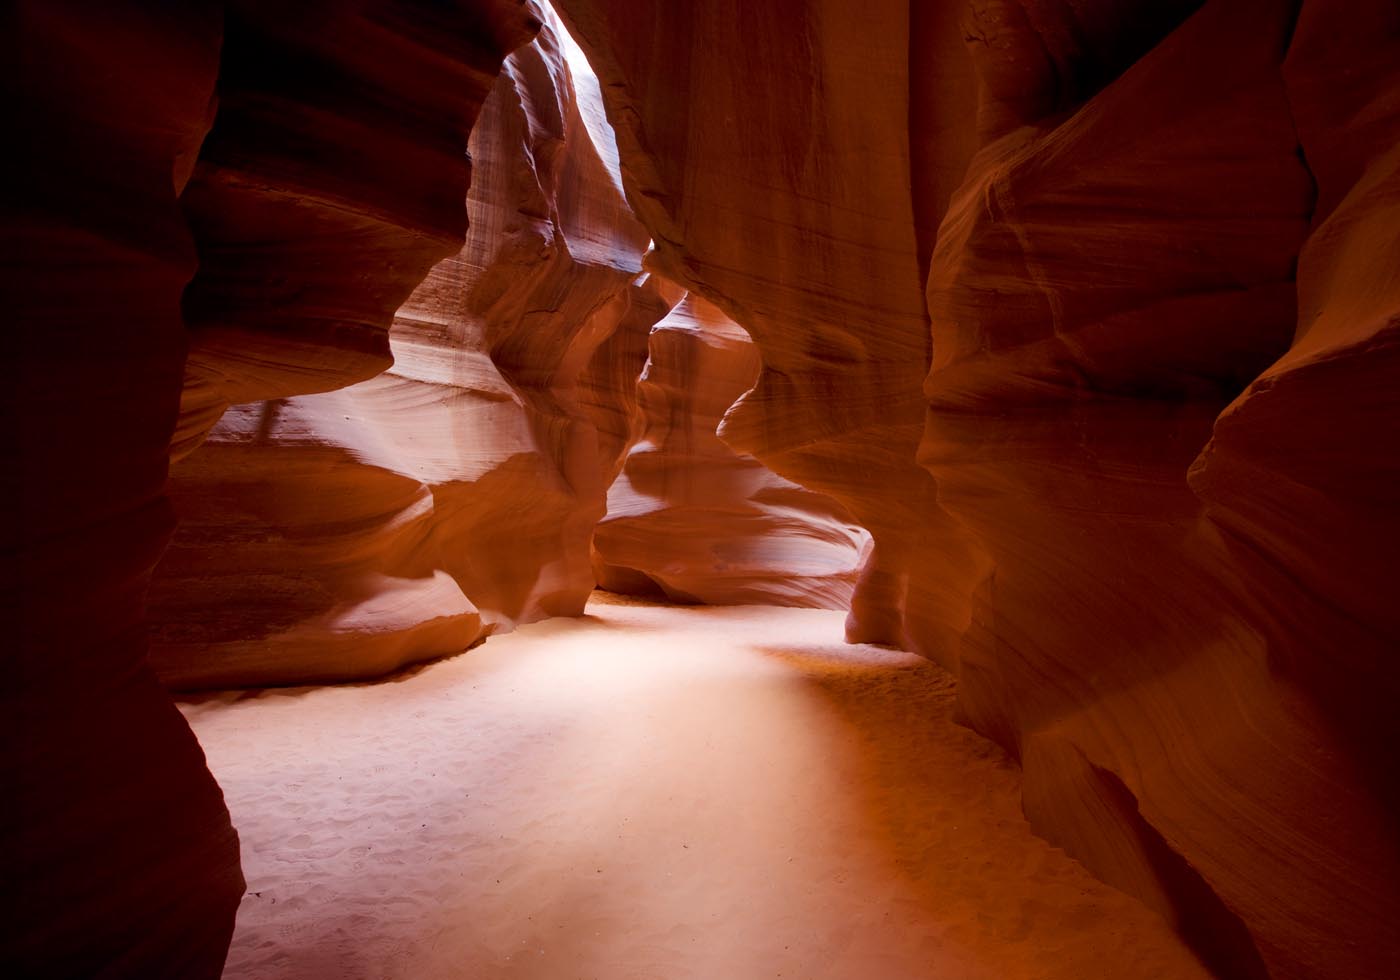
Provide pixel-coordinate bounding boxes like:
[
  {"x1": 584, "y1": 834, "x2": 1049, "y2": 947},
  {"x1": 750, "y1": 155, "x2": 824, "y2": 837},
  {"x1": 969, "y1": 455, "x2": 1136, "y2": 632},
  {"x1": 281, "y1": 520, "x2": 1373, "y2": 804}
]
[{"x1": 180, "y1": 596, "x2": 1211, "y2": 980}]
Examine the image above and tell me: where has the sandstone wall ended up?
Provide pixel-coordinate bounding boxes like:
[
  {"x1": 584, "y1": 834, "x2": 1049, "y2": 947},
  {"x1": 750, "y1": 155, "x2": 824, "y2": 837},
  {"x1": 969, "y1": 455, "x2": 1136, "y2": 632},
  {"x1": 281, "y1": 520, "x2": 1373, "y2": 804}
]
[
  {"x1": 149, "y1": 11, "x2": 673, "y2": 688},
  {"x1": 4, "y1": 1, "x2": 535, "y2": 973},
  {"x1": 551, "y1": 1, "x2": 1400, "y2": 975},
  {"x1": 921, "y1": 2, "x2": 1400, "y2": 976},
  {"x1": 8, "y1": 1, "x2": 1399, "y2": 975},
  {"x1": 4, "y1": 7, "x2": 240, "y2": 974},
  {"x1": 173, "y1": 0, "x2": 542, "y2": 458},
  {"x1": 552, "y1": 0, "x2": 988, "y2": 660},
  {"x1": 595, "y1": 293, "x2": 870, "y2": 607}
]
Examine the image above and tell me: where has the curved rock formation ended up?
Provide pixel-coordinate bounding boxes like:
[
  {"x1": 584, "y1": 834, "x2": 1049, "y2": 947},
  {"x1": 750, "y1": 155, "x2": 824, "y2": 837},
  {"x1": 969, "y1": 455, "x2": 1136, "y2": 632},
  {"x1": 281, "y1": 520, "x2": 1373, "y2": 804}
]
[
  {"x1": 4, "y1": 6, "x2": 240, "y2": 976},
  {"x1": 5, "y1": 1, "x2": 538, "y2": 972},
  {"x1": 173, "y1": 0, "x2": 543, "y2": 458},
  {"x1": 920, "y1": 2, "x2": 1383, "y2": 976},
  {"x1": 1187, "y1": 4, "x2": 1400, "y2": 968},
  {"x1": 149, "y1": 12, "x2": 672, "y2": 688},
  {"x1": 551, "y1": 0, "x2": 987, "y2": 661},
  {"x1": 595, "y1": 294, "x2": 870, "y2": 606},
  {"x1": 555, "y1": 1, "x2": 1400, "y2": 976},
  {"x1": 8, "y1": 0, "x2": 1400, "y2": 976},
  {"x1": 1192, "y1": 0, "x2": 1400, "y2": 797}
]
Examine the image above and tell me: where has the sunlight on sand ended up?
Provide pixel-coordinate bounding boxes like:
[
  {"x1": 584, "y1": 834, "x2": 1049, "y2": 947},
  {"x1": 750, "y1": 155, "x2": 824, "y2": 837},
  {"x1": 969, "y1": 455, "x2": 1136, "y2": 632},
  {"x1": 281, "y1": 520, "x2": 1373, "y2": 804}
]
[{"x1": 181, "y1": 597, "x2": 1209, "y2": 980}]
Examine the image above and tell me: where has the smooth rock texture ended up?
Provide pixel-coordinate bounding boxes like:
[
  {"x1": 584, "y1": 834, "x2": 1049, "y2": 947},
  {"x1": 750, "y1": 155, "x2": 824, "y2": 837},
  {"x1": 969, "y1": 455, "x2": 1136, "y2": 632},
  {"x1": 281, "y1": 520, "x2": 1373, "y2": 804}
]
[
  {"x1": 923, "y1": 3, "x2": 1400, "y2": 976},
  {"x1": 595, "y1": 294, "x2": 870, "y2": 607},
  {"x1": 5, "y1": 1, "x2": 537, "y2": 973},
  {"x1": 174, "y1": 0, "x2": 543, "y2": 458},
  {"x1": 8, "y1": 1, "x2": 1400, "y2": 977},
  {"x1": 556, "y1": 1, "x2": 1400, "y2": 977},
  {"x1": 1186, "y1": 4, "x2": 1400, "y2": 969},
  {"x1": 150, "y1": 13, "x2": 673, "y2": 688},
  {"x1": 1193, "y1": 0, "x2": 1400, "y2": 798},
  {"x1": 920, "y1": 3, "x2": 1388, "y2": 977},
  {"x1": 551, "y1": 0, "x2": 987, "y2": 660},
  {"x1": 3, "y1": 5, "x2": 240, "y2": 976}
]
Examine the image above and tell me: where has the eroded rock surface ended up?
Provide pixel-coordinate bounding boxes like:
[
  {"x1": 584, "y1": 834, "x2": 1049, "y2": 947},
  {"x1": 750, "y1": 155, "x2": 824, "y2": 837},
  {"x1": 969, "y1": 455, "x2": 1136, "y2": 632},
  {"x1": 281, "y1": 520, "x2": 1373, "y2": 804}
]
[
  {"x1": 173, "y1": 0, "x2": 542, "y2": 458},
  {"x1": 5, "y1": 1, "x2": 536, "y2": 973},
  {"x1": 8, "y1": 1, "x2": 1400, "y2": 976},
  {"x1": 595, "y1": 294, "x2": 870, "y2": 607},
  {"x1": 920, "y1": 2, "x2": 1391, "y2": 976},
  {"x1": 552, "y1": 0, "x2": 987, "y2": 662},
  {"x1": 5, "y1": 6, "x2": 238, "y2": 976},
  {"x1": 555, "y1": 1, "x2": 1400, "y2": 976},
  {"x1": 1193, "y1": 0, "x2": 1400, "y2": 794},
  {"x1": 150, "y1": 13, "x2": 672, "y2": 688}
]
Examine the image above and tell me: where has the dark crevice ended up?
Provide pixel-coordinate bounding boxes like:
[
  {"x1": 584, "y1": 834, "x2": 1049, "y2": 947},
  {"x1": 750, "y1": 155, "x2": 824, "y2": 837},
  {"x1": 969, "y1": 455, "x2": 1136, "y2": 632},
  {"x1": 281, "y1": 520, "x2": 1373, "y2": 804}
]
[{"x1": 1090, "y1": 764, "x2": 1272, "y2": 980}]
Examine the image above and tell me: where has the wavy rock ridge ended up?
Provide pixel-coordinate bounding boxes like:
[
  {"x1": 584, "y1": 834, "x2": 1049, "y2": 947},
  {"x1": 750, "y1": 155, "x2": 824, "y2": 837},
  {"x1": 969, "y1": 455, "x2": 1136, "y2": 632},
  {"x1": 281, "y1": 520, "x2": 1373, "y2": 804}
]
[
  {"x1": 552, "y1": 1, "x2": 1400, "y2": 976},
  {"x1": 6, "y1": 1, "x2": 537, "y2": 974},
  {"x1": 6, "y1": 1, "x2": 1399, "y2": 977},
  {"x1": 595, "y1": 293, "x2": 870, "y2": 607},
  {"x1": 149, "y1": 8, "x2": 674, "y2": 689}
]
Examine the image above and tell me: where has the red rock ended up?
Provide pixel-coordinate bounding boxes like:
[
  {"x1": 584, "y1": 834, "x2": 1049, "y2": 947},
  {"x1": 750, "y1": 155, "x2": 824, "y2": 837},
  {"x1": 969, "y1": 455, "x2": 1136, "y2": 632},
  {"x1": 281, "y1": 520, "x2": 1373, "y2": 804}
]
[
  {"x1": 3, "y1": 5, "x2": 240, "y2": 976},
  {"x1": 555, "y1": 1, "x2": 1400, "y2": 976},
  {"x1": 595, "y1": 293, "x2": 870, "y2": 607},
  {"x1": 149, "y1": 13, "x2": 672, "y2": 687},
  {"x1": 5, "y1": 1, "x2": 538, "y2": 971},
  {"x1": 552, "y1": 0, "x2": 987, "y2": 658},
  {"x1": 922, "y1": 3, "x2": 1400, "y2": 975},
  {"x1": 173, "y1": 0, "x2": 542, "y2": 459},
  {"x1": 1187, "y1": 2, "x2": 1400, "y2": 970},
  {"x1": 1193, "y1": 0, "x2": 1400, "y2": 721},
  {"x1": 8, "y1": 0, "x2": 1400, "y2": 976}
]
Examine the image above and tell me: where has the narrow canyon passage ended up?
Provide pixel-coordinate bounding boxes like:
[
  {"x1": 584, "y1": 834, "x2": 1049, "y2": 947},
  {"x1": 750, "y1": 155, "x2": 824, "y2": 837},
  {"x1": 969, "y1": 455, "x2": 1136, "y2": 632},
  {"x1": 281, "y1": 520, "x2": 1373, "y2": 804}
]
[
  {"x1": 183, "y1": 596, "x2": 1208, "y2": 980},
  {"x1": 8, "y1": 2, "x2": 1399, "y2": 975}
]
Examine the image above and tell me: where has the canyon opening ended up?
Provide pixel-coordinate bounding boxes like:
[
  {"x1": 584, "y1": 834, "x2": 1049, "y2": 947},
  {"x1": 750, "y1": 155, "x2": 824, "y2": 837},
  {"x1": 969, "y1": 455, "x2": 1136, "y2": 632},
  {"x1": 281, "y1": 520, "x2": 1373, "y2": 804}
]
[{"x1": 5, "y1": 2, "x2": 1399, "y2": 979}]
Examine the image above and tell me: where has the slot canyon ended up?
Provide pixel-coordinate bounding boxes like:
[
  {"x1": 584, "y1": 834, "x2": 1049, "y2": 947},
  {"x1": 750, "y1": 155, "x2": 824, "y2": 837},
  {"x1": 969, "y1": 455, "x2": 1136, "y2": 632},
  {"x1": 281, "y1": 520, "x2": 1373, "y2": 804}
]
[{"x1": 5, "y1": 0, "x2": 1398, "y2": 977}]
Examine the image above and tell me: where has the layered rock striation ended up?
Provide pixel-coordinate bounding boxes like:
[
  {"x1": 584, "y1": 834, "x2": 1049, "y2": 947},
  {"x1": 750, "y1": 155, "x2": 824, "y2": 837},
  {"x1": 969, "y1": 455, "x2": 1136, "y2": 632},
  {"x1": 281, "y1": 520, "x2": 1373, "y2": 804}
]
[
  {"x1": 8, "y1": 1, "x2": 1400, "y2": 976},
  {"x1": 920, "y1": 2, "x2": 1394, "y2": 976},
  {"x1": 149, "y1": 11, "x2": 673, "y2": 688},
  {"x1": 552, "y1": 0, "x2": 987, "y2": 659},
  {"x1": 555, "y1": 1, "x2": 1400, "y2": 976},
  {"x1": 595, "y1": 294, "x2": 870, "y2": 607},
  {"x1": 5, "y1": 1, "x2": 537, "y2": 973},
  {"x1": 4, "y1": 7, "x2": 239, "y2": 976},
  {"x1": 173, "y1": 0, "x2": 543, "y2": 459},
  {"x1": 1192, "y1": 0, "x2": 1400, "y2": 812}
]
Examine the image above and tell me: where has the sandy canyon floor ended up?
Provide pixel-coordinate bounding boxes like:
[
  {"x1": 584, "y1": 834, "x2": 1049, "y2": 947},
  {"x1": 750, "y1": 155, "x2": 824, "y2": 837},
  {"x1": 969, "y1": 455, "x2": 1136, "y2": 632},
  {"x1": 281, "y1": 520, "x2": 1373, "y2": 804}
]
[{"x1": 181, "y1": 595, "x2": 1210, "y2": 980}]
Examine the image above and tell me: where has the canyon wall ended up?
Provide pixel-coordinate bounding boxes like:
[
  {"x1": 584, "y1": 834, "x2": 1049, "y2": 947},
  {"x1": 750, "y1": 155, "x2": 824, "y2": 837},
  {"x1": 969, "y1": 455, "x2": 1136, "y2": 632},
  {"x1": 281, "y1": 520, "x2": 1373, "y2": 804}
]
[
  {"x1": 1192, "y1": 0, "x2": 1400, "y2": 821},
  {"x1": 595, "y1": 294, "x2": 869, "y2": 607},
  {"x1": 552, "y1": 0, "x2": 988, "y2": 660},
  {"x1": 923, "y1": 2, "x2": 1399, "y2": 977},
  {"x1": 173, "y1": 0, "x2": 543, "y2": 459},
  {"x1": 4, "y1": 0, "x2": 536, "y2": 973},
  {"x1": 4, "y1": 7, "x2": 239, "y2": 975},
  {"x1": 8, "y1": 0, "x2": 1399, "y2": 975},
  {"x1": 552, "y1": 0, "x2": 1400, "y2": 976},
  {"x1": 149, "y1": 11, "x2": 672, "y2": 689}
]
